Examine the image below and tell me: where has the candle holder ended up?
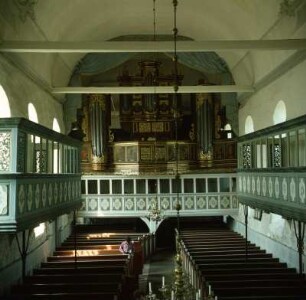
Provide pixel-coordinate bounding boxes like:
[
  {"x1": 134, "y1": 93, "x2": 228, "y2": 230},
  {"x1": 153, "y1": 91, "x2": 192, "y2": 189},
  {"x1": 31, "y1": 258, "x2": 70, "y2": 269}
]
[
  {"x1": 145, "y1": 291, "x2": 157, "y2": 300},
  {"x1": 158, "y1": 284, "x2": 169, "y2": 300}
]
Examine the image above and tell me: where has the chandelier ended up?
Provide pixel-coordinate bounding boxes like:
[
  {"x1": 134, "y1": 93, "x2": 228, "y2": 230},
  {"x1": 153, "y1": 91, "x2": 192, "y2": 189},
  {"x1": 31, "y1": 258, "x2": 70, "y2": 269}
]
[{"x1": 147, "y1": 197, "x2": 164, "y2": 222}]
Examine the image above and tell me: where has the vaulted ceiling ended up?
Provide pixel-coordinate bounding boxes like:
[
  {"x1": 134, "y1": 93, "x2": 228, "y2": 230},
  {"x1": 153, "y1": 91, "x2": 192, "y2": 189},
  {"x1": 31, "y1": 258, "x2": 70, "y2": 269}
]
[{"x1": 0, "y1": 0, "x2": 305, "y2": 103}]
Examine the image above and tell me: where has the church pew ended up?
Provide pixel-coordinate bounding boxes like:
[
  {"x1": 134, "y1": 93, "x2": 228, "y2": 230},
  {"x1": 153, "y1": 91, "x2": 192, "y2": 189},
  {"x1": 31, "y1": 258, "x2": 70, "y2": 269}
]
[
  {"x1": 47, "y1": 254, "x2": 128, "y2": 262},
  {"x1": 198, "y1": 266, "x2": 298, "y2": 275},
  {"x1": 185, "y1": 243, "x2": 254, "y2": 250},
  {"x1": 53, "y1": 247, "x2": 121, "y2": 256},
  {"x1": 186, "y1": 248, "x2": 266, "y2": 255},
  {"x1": 33, "y1": 265, "x2": 127, "y2": 275},
  {"x1": 217, "y1": 296, "x2": 306, "y2": 300},
  {"x1": 24, "y1": 273, "x2": 124, "y2": 284},
  {"x1": 41, "y1": 259, "x2": 128, "y2": 268},
  {"x1": 56, "y1": 244, "x2": 121, "y2": 250},
  {"x1": 22, "y1": 292, "x2": 118, "y2": 300},
  {"x1": 12, "y1": 282, "x2": 121, "y2": 294},
  {"x1": 182, "y1": 234, "x2": 245, "y2": 240},
  {"x1": 193, "y1": 257, "x2": 280, "y2": 265},
  {"x1": 179, "y1": 228, "x2": 306, "y2": 300},
  {"x1": 188, "y1": 252, "x2": 273, "y2": 260},
  {"x1": 184, "y1": 240, "x2": 255, "y2": 246},
  {"x1": 65, "y1": 234, "x2": 143, "y2": 243},
  {"x1": 203, "y1": 271, "x2": 302, "y2": 282},
  {"x1": 197, "y1": 261, "x2": 289, "y2": 270},
  {"x1": 9, "y1": 230, "x2": 148, "y2": 300},
  {"x1": 213, "y1": 286, "x2": 306, "y2": 297},
  {"x1": 210, "y1": 278, "x2": 306, "y2": 288}
]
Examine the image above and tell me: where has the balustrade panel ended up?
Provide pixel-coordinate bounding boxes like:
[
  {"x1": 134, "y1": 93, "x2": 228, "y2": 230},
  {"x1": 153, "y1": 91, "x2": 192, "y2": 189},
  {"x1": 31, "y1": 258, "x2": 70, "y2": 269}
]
[
  {"x1": 0, "y1": 118, "x2": 82, "y2": 233},
  {"x1": 237, "y1": 115, "x2": 306, "y2": 222},
  {"x1": 79, "y1": 173, "x2": 238, "y2": 219}
]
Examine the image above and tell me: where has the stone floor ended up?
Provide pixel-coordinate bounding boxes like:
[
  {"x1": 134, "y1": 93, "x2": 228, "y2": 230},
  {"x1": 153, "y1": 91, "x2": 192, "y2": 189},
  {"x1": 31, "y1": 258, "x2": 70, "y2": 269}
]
[{"x1": 139, "y1": 247, "x2": 176, "y2": 298}]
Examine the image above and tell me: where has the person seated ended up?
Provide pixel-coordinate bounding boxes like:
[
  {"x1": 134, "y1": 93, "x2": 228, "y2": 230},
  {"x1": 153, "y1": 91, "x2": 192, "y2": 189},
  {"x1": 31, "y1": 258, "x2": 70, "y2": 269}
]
[{"x1": 119, "y1": 236, "x2": 134, "y2": 254}]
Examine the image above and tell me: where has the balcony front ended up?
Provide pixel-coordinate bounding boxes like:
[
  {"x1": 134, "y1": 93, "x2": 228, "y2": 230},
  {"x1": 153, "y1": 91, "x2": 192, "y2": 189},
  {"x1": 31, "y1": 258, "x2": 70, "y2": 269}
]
[
  {"x1": 237, "y1": 115, "x2": 306, "y2": 222},
  {"x1": 0, "y1": 118, "x2": 82, "y2": 233}
]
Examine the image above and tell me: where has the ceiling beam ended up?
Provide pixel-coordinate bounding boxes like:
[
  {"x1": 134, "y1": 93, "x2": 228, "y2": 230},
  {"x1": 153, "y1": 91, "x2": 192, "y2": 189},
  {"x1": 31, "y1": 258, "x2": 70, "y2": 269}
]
[
  {"x1": 52, "y1": 85, "x2": 254, "y2": 94},
  {"x1": 1, "y1": 39, "x2": 306, "y2": 53}
]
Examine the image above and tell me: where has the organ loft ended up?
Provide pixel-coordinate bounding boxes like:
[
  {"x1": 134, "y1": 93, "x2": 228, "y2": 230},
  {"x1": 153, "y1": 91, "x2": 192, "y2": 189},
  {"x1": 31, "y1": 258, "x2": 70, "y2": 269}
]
[{"x1": 80, "y1": 59, "x2": 236, "y2": 173}]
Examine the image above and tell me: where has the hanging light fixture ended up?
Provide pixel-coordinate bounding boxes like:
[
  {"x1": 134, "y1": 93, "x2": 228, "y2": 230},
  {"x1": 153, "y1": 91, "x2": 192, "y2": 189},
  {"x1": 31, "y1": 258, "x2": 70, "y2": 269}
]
[
  {"x1": 147, "y1": 0, "x2": 164, "y2": 226},
  {"x1": 145, "y1": 1, "x2": 215, "y2": 299}
]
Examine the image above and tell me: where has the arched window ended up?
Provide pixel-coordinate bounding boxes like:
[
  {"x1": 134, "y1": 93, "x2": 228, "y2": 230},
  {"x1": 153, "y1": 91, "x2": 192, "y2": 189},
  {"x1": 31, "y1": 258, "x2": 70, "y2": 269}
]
[
  {"x1": 34, "y1": 222, "x2": 46, "y2": 238},
  {"x1": 244, "y1": 115, "x2": 254, "y2": 134},
  {"x1": 52, "y1": 118, "x2": 61, "y2": 133},
  {"x1": 28, "y1": 103, "x2": 38, "y2": 123},
  {"x1": 273, "y1": 100, "x2": 286, "y2": 125},
  {"x1": 224, "y1": 123, "x2": 231, "y2": 131},
  {"x1": 52, "y1": 118, "x2": 61, "y2": 173},
  {"x1": 0, "y1": 85, "x2": 11, "y2": 117}
]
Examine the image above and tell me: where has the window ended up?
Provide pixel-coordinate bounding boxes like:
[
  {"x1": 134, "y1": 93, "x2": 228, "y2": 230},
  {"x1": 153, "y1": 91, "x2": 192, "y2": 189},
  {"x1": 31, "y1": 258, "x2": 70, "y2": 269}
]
[
  {"x1": 245, "y1": 115, "x2": 254, "y2": 134},
  {"x1": 208, "y1": 178, "x2": 218, "y2": 192},
  {"x1": 148, "y1": 179, "x2": 157, "y2": 194},
  {"x1": 34, "y1": 223, "x2": 46, "y2": 238},
  {"x1": 28, "y1": 103, "x2": 38, "y2": 123},
  {"x1": 136, "y1": 179, "x2": 146, "y2": 194},
  {"x1": 0, "y1": 85, "x2": 10, "y2": 117},
  {"x1": 124, "y1": 179, "x2": 134, "y2": 194},
  {"x1": 196, "y1": 178, "x2": 206, "y2": 193},
  {"x1": 53, "y1": 118, "x2": 61, "y2": 132},
  {"x1": 160, "y1": 179, "x2": 170, "y2": 193},
  {"x1": 273, "y1": 100, "x2": 286, "y2": 125},
  {"x1": 184, "y1": 179, "x2": 193, "y2": 193},
  {"x1": 112, "y1": 180, "x2": 122, "y2": 194},
  {"x1": 171, "y1": 178, "x2": 181, "y2": 193},
  {"x1": 220, "y1": 178, "x2": 230, "y2": 192},
  {"x1": 100, "y1": 180, "x2": 110, "y2": 194},
  {"x1": 88, "y1": 180, "x2": 98, "y2": 194},
  {"x1": 81, "y1": 180, "x2": 86, "y2": 194}
]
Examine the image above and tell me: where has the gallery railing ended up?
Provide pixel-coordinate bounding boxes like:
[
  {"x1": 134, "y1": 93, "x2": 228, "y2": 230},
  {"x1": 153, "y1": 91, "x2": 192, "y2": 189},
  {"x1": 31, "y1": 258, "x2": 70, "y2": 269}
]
[
  {"x1": 0, "y1": 118, "x2": 82, "y2": 233},
  {"x1": 78, "y1": 173, "x2": 238, "y2": 222},
  {"x1": 237, "y1": 114, "x2": 306, "y2": 222}
]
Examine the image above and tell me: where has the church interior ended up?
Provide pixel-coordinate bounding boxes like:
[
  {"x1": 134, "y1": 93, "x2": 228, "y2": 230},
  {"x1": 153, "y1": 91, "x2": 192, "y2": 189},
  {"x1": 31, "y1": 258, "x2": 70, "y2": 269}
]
[{"x1": 0, "y1": 0, "x2": 306, "y2": 299}]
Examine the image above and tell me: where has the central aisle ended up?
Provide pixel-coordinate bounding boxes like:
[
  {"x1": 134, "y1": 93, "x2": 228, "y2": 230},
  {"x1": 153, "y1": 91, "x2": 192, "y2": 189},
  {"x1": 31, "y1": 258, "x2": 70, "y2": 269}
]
[{"x1": 139, "y1": 248, "x2": 176, "y2": 297}]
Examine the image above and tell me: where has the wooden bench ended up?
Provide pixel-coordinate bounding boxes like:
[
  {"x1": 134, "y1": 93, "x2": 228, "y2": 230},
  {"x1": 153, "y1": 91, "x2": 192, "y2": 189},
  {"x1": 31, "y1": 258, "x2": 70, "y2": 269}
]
[
  {"x1": 19, "y1": 292, "x2": 119, "y2": 300},
  {"x1": 47, "y1": 254, "x2": 128, "y2": 262},
  {"x1": 53, "y1": 247, "x2": 121, "y2": 256},
  {"x1": 12, "y1": 282, "x2": 121, "y2": 294},
  {"x1": 180, "y1": 227, "x2": 306, "y2": 300},
  {"x1": 41, "y1": 259, "x2": 128, "y2": 268},
  {"x1": 33, "y1": 265, "x2": 127, "y2": 275},
  {"x1": 202, "y1": 271, "x2": 301, "y2": 282},
  {"x1": 214, "y1": 285, "x2": 306, "y2": 297},
  {"x1": 10, "y1": 229, "x2": 148, "y2": 300},
  {"x1": 24, "y1": 273, "x2": 124, "y2": 284}
]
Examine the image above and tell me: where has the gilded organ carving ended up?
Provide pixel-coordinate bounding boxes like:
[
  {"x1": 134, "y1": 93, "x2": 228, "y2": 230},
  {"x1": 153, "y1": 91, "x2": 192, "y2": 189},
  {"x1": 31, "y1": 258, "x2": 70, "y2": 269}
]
[{"x1": 78, "y1": 59, "x2": 236, "y2": 173}]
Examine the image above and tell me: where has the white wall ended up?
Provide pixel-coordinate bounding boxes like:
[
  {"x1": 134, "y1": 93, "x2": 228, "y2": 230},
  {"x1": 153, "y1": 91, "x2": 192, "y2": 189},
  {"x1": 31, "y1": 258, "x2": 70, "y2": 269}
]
[
  {"x1": 0, "y1": 213, "x2": 73, "y2": 297},
  {"x1": 0, "y1": 54, "x2": 65, "y2": 131},
  {"x1": 238, "y1": 58, "x2": 306, "y2": 134},
  {"x1": 228, "y1": 207, "x2": 305, "y2": 272}
]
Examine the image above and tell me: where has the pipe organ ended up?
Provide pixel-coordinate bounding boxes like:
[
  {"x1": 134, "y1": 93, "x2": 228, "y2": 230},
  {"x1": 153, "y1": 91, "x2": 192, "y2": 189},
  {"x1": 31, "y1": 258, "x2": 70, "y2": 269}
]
[{"x1": 78, "y1": 59, "x2": 236, "y2": 173}]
